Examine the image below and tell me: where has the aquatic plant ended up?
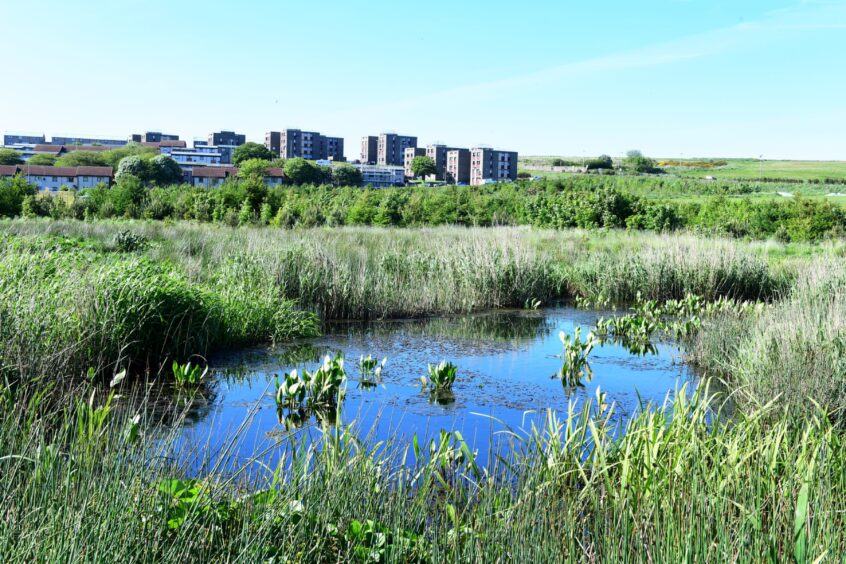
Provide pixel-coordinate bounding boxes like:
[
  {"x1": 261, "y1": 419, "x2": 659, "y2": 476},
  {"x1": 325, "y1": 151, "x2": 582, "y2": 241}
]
[
  {"x1": 557, "y1": 327, "x2": 597, "y2": 387},
  {"x1": 421, "y1": 361, "x2": 458, "y2": 395},
  {"x1": 172, "y1": 360, "x2": 207, "y2": 387},
  {"x1": 275, "y1": 354, "x2": 347, "y2": 414},
  {"x1": 358, "y1": 354, "x2": 387, "y2": 388}
]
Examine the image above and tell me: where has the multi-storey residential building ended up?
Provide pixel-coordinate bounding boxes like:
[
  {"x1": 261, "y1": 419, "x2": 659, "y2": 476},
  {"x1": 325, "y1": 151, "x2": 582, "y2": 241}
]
[
  {"x1": 3, "y1": 133, "x2": 45, "y2": 145},
  {"x1": 376, "y1": 133, "x2": 417, "y2": 166},
  {"x1": 361, "y1": 136, "x2": 378, "y2": 164},
  {"x1": 445, "y1": 148, "x2": 471, "y2": 184},
  {"x1": 470, "y1": 148, "x2": 518, "y2": 185},
  {"x1": 268, "y1": 129, "x2": 344, "y2": 161},
  {"x1": 162, "y1": 146, "x2": 223, "y2": 167},
  {"x1": 208, "y1": 131, "x2": 246, "y2": 147},
  {"x1": 426, "y1": 144, "x2": 467, "y2": 181},
  {"x1": 324, "y1": 136, "x2": 345, "y2": 161},
  {"x1": 265, "y1": 131, "x2": 281, "y2": 155},
  {"x1": 51, "y1": 135, "x2": 126, "y2": 146},
  {"x1": 353, "y1": 164, "x2": 405, "y2": 188},
  {"x1": 403, "y1": 147, "x2": 426, "y2": 179},
  {"x1": 0, "y1": 165, "x2": 112, "y2": 191},
  {"x1": 139, "y1": 131, "x2": 180, "y2": 143}
]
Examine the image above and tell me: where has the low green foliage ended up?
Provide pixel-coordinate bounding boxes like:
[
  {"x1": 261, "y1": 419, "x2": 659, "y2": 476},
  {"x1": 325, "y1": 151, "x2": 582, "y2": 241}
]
[
  {"x1": 557, "y1": 327, "x2": 597, "y2": 386},
  {"x1": 421, "y1": 360, "x2": 457, "y2": 396}
]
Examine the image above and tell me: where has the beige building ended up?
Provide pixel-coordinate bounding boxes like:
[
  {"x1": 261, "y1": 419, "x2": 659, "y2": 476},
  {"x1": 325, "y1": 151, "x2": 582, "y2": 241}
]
[
  {"x1": 445, "y1": 149, "x2": 471, "y2": 184},
  {"x1": 470, "y1": 148, "x2": 518, "y2": 185}
]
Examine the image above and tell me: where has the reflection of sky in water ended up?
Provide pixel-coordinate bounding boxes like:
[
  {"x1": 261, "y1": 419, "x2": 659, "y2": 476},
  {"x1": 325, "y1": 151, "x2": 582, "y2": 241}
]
[{"x1": 176, "y1": 308, "x2": 695, "y2": 472}]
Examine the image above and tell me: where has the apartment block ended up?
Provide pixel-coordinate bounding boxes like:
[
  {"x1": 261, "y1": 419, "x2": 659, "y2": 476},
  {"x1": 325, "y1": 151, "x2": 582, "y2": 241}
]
[
  {"x1": 208, "y1": 130, "x2": 246, "y2": 147},
  {"x1": 403, "y1": 147, "x2": 426, "y2": 179},
  {"x1": 445, "y1": 149, "x2": 471, "y2": 184},
  {"x1": 324, "y1": 136, "x2": 345, "y2": 161},
  {"x1": 470, "y1": 148, "x2": 518, "y2": 185},
  {"x1": 376, "y1": 133, "x2": 417, "y2": 166},
  {"x1": 268, "y1": 129, "x2": 344, "y2": 161},
  {"x1": 265, "y1": 131, "x2": 281, "y2": 155},
  {"x1": 427, "y1": 144, "x2": 467, "y2": 181},
  {"x1": 3, "y1": 133, "x2": 45, "y2": 145},
  {"x1": 360, "y1": 136, "x2": 378, "y2": 164}
]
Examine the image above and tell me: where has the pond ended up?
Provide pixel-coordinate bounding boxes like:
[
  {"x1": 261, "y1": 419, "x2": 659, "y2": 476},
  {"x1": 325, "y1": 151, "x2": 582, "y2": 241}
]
[{"x1": 175, "y1": 307, "x2": 695, "y2": 471}]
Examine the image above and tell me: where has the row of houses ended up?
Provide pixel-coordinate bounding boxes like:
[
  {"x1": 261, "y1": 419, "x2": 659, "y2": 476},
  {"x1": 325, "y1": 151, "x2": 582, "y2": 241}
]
[{"x1": 0, "y1": 165, "x2": 113, "y2": 191}]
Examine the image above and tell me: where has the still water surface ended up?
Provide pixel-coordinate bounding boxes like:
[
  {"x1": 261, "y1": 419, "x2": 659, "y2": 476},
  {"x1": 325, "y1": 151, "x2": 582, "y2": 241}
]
[{"x1": 177, "y1": 307, "x2": 694, "y2": 469}]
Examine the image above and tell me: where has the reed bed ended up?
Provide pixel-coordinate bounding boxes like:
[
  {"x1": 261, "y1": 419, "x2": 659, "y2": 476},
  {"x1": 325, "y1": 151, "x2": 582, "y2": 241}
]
[{"x1": 1, "y1": 383, "x2": 843, "y2": 561}]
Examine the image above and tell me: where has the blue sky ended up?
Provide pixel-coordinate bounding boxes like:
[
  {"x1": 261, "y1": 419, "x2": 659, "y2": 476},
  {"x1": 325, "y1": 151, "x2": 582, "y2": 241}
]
[{"x1": 2, "y1": 0, "x2": 844, "y2": 159}]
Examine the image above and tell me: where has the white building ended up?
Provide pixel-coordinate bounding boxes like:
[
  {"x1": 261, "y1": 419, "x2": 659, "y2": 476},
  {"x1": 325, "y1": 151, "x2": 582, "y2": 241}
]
[{"x1": 353, "y1": 164, "x2": 405, "y2": 187}]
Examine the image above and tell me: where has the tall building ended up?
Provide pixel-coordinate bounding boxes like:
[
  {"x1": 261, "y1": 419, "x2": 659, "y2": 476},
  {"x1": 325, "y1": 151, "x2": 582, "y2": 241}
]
[
  {"x1": 324, "y1": 136, "x2": 345, "y2": 161},
  {"x1": 377, "y1": 133, "x2": 417, "y2": 166},
  {"x1": 266, "y1": 129, "x2": 344, "y2": 161},
  {"x1": 403, "y1": 147, "x2": 426, "y2": 179},
  {"x1": 3, "y1": 133, "x2": 45, "y2": 145},
  {"x1": 426, "y1": 144, "x2": 466, "y2": 181},
  {"x1": 445, "y1": 149, "x2": 471, "y2": 184},
  {"x1": 208, "y1": 131, "x2": 246, "y2": 147},
  {"x1": 360, "y1": 136, "x2": 378, "y2": 164},
  {"x1": 470, "y1": 148, "x2": 518, "y2": 185},
  {"x1": 265, "y1": 131, "x2": 281, "y2": 155}
]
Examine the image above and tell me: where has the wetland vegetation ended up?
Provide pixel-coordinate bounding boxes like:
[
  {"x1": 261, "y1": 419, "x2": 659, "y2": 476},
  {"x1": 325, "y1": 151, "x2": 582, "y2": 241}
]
[{"x1": 2, "y1": 217, "x2": 846, "y2": 560}]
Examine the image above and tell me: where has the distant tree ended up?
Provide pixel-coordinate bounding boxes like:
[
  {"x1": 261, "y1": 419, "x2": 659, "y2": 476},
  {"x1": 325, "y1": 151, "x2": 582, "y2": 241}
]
[
  {"x1": 56, "y1": 151, "x2": 108, "y2": 167},
  {"x1": 0, "y1": 149, "x2": 24, "y2": 165},
  {"x1": 149, "y1": 154, "x2": 183, "y2": 185},
  {"x1": 101, "y1": 143, "x2": 157, "y2": 169},
  {"x1": 411, "y1": 156, "x2": 437, "y2": 180},
  {"x1": 115, "y1": 155, "x2": 148, "y2": 182},
  {"x1": 26, "y1": 154, "x2": 58, "y2": 166},
  {"x1": 110, "y1": 175, "x2": 148, "y2": 216},
  {"x1": 517, "y1": 171, "x2": 532, "y2": 179},
  {"x1": 0, "y1": 174, "x2": 37, "y2": 216},
  {"x1": 623, "y1": 150, "x2": 659, "y2": 174},
  {"x1": 586, "y1": 154, "x2": 614, "y2": 170},
  {"x1": 283, "y1": 157, "x2": 322, "y2": 185},
  {"x1": 232, "y1": 142, "x2": 273, "y2": 165},
  {"x1": 269, "y1": 157, "x2": 286, "y2": 169},
  {"x1": 332, "y1": 163, "x2": 363, "y2": 187},
  {"x1": 239, "y1": 158, "x2": 269, "y2": 179},
  {"x1": 551, "y1": 158, "x2": 570, "y2": 167}
]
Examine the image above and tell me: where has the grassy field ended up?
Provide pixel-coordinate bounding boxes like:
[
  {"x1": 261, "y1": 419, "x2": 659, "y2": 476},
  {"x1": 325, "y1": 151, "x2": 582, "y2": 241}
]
[
  {"x1": 522, "y1": 155, "x2": 846, "y2": 182},
  {"x1": 2, "y1": 220, "x2": 846, "y2": 560}
]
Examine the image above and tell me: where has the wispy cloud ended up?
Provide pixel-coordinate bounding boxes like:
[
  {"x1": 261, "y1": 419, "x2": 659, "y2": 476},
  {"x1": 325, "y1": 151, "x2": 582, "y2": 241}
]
[{"x1": 327, "y1": 0, "x2": 846, "y2": 118}]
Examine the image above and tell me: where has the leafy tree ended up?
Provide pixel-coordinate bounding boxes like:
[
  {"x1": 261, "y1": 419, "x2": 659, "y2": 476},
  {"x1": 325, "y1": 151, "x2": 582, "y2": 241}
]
[
  {"x1": 0, "y1": 149, "x2": 23, "y2": 165},
  {"x1": 149, "y1": 155, "x2": 183, "y2": 185},
  {"x1": 586, "y1": 155, "x2": 613, "y2": 170},
  {"x1": 0, "y1": 174, "x2": 37, "y2": 216},
  {"x1": 410, "y1": 156, "x2": 437, "y2": 179},
  {"x1": 239, "y1": 158, "x2": 269, "y2": 179},
  {"x1": 623, "y1": 150, "x2": 659, "y2": 174},
  {"x1": 283, "y1": 158, "x2": 322, "y2": 185},
  {"x1": 115, "y1": 155, "x2": 148, "y2": 182},
  {"x1": 269, "y1": 157, "x2": 286, "y2": 169},
  {"x1": 109, "y1": 176, "x2": 147, "y2": 216},
  {"x1": 101, "y1": 143, "x2": 157, "y2": 169},
  {"x1": 26, "y1": 154, "x2": 58, "y2": 166},
  {"x1": 332, "y1": 164, "x2": 362, "y2": 187},
  {"x1": 55, "y1": 151, "x2": 108, "y2": 167},
  {"x1": 232, "y1": 142, "x2": 273, "y2": 165}
]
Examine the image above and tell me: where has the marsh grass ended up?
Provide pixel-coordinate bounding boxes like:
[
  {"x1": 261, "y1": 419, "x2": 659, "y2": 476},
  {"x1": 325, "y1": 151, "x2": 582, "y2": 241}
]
[{"x1": 2, "y1": 380, "x2": 845, "y2": 561}]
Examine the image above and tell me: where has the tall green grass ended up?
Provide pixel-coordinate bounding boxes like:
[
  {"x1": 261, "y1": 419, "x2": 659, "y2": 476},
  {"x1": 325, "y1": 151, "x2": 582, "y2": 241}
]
[{"x1": 1, "y1": 382, "x2": 844, "y2": 561}]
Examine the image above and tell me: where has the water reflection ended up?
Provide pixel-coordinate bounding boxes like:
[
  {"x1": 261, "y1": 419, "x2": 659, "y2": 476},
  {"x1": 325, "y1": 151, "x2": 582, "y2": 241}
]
[{"x1": 175, "y1": 307, "x2": 694, "y2": 469}]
